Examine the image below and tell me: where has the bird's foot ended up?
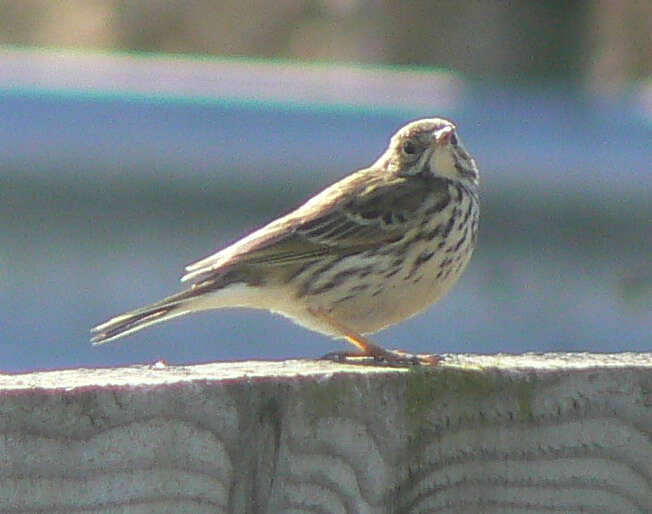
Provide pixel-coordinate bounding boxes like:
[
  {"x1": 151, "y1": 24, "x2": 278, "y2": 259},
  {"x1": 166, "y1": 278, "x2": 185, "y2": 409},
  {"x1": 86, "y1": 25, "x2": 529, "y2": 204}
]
[
  {"x1": 310, "y1": 308, "x2": 441, "y2": 367},
  {"x1": 319, "y1": 349, "x2": 441, "y2": 367}
]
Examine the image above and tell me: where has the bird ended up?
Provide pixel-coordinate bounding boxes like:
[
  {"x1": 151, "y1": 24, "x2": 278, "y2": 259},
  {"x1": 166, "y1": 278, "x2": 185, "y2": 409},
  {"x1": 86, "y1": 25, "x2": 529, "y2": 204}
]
[{"x1": 91, "y1": 117, "x2": 480, "y2": 365}]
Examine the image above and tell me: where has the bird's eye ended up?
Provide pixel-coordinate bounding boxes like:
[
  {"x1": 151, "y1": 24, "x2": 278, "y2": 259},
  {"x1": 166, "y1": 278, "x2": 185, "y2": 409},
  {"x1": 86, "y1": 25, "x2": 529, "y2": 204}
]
[
  {"x1": 450, "y1": 134, "x2": 458, "y2": 146},
  {"x1": 402, "y1": 140, "x2": 417, "y2": 155}
]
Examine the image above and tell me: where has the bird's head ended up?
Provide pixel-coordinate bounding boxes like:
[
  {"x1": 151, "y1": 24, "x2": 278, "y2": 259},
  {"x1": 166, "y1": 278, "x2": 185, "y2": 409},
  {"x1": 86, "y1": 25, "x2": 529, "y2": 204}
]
[{"x1": 375, "y1": 118, "x2": 479, "y2": 187}]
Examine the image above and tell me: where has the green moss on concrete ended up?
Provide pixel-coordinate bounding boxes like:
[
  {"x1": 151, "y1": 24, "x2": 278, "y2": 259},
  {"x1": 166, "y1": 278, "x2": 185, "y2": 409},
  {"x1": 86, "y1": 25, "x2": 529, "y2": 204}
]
[
  {"x1": 300, "y1": 374, "x2": 363, "y2": 421},
  {"x1": 405, "y1": 367, "x2": 497, "y2": 419},
  {"x1": 405, "y1": 366, "x2": 538, "y2": 452}
]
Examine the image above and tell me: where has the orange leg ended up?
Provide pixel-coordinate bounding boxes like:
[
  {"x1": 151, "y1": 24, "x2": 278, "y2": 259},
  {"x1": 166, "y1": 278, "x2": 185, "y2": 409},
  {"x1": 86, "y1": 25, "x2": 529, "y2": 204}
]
[{"x1": 309, "y1": 308, "x2": 440, "y2": 366}]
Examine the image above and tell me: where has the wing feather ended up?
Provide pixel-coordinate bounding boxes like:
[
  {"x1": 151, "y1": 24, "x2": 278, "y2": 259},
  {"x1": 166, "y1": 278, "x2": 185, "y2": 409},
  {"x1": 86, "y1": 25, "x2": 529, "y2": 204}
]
[{"x1": 182, "y1": 169, "x2": 446, "y2": 284}]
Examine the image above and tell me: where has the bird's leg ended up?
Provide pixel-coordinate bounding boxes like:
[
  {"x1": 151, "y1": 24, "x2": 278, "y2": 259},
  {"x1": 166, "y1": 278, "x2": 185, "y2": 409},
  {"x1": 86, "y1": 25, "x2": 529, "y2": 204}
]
[{"x1": 309, "y1": 308, "x2": 440, "y2": 366}]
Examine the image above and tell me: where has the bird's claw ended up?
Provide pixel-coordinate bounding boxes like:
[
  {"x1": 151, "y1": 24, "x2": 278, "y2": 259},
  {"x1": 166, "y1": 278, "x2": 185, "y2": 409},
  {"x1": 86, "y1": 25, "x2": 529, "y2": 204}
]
[{"x1": 319, "y1": 349, "x2": 441, "y2": 367}]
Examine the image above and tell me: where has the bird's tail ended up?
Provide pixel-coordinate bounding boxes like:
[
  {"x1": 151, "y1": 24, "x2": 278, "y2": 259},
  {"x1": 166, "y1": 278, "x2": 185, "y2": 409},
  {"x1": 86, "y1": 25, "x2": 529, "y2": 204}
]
[{"x1": 90, "y1": 289, "x2": 199, "y2": 345}]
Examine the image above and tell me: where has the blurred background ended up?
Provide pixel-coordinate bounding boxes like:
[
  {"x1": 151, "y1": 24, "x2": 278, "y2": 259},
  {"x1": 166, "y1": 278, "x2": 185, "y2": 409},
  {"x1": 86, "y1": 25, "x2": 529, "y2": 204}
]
[{"x1": 0, "y1": 0, "x2": 650, "y2": 372}]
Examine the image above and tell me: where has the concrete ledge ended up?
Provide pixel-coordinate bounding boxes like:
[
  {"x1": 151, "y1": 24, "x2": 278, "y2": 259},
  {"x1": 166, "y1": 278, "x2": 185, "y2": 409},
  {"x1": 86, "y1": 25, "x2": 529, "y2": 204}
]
[{"x1": 1, "y1": 353, "x2": 651, "y2": 513}]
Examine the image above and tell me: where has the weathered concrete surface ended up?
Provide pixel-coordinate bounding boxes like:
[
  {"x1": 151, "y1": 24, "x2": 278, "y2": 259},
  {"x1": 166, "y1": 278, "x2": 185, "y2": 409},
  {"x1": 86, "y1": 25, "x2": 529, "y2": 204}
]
[{"x1": 1, "y1": 353, "x2": 651, "y2": 513}]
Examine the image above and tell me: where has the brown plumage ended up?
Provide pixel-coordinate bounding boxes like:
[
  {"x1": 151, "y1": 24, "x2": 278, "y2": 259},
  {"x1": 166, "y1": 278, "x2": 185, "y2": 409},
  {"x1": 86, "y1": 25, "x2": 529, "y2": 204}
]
[{"x1": 91, "y1": 118, "x2": 480, "y2": 365}]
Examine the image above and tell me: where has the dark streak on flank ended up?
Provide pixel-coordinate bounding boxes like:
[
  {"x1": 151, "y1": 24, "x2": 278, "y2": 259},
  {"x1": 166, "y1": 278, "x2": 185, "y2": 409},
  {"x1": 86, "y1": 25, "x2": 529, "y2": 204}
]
[
  {"x1": 456, "y1": 228, "x2": 469, "y2": 250},
  {"x1": 447, "y1": 229, "x2": 467, "y2": 254},
  {"x1": 460, "y1": 199, "x2": 473, "y2": 228},
  {"x1": 439, "y1": 256, "x2": 453, "y2": 270},
  {"x1": 442, "y1": 215, "x2": 456, "y2": 239},
  {"x1": 308, "y1": 267, "x2": 368, "y2": 295},
  {"x1": 349, "y1": 283, "x2": 370, "y2": 293},
  {"x1": 417, "y1": 250, "x2": 436, "y2": 265},
  {"x1": 405, "y1": 250, "x2": 436, "y2": 280},
  {"x1": 333, "y1": 294, "x2": 355, "y2": 305},
  {"x1": 422, "y1": 223, "x2": 442, "y2": 241},
  {"x1": 393, "y1": 238, "x2": 417, "y2": 258},
  {"x1": 296, "y1": 256, "x2": 348, "y2": 296},
  {"x1": 384, "y1": 267, "x2": 401, "y2": 279}
]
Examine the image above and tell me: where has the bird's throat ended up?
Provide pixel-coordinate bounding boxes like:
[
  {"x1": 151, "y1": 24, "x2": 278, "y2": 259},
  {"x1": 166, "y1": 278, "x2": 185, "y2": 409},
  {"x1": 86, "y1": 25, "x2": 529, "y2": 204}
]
[{"x1": 428, "y1": 146, "x2": 458, "y2": 180}]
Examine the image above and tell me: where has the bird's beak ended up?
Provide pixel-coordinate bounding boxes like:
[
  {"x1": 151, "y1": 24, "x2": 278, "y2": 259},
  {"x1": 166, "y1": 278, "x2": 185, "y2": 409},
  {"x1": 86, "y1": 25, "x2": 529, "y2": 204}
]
[{"x1": 433, "y1": 125, "x2": 454, "y2": 145}]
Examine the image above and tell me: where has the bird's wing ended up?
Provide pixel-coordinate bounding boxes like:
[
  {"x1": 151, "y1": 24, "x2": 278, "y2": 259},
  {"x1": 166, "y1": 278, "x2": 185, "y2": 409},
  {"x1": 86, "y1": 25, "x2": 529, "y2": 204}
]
[{"x1": 182, "y1": 170, "x2": 447, "y2": 284}]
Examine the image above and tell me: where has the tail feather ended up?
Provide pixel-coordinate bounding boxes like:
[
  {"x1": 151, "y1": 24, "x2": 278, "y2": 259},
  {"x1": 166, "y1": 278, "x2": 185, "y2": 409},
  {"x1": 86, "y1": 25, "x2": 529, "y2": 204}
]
[
  {"x1": 91, "y1": 269, "x2": 255, "y2": 344},
  {"x1": 90, "y1": 290, "x2": 196, "y2": 345}
]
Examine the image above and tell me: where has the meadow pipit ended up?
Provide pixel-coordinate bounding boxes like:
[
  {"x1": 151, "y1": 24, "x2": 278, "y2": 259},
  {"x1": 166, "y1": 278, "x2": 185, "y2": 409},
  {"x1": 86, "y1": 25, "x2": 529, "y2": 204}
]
[{"x1": 91, "y1": 118, "x2": 480, "y2": 365}]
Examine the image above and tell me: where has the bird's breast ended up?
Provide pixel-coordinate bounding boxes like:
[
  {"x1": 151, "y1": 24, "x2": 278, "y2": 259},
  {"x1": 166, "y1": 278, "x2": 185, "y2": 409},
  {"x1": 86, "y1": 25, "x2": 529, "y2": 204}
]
[{"x1": 281, "y1": 187, "x2": 478, "y2": 335}]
